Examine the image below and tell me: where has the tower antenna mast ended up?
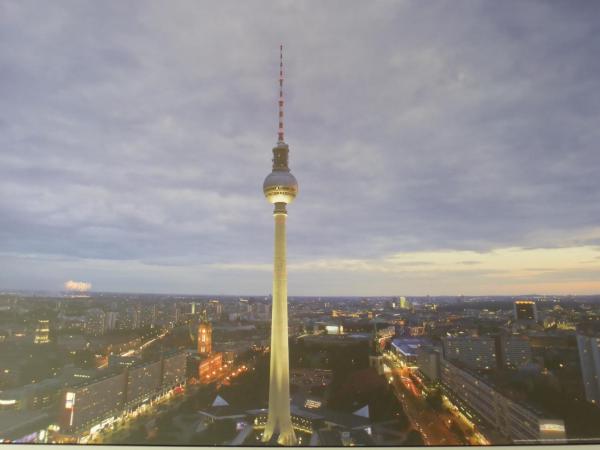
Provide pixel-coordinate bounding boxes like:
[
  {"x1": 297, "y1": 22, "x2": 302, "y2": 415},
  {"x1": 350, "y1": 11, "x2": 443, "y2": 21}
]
[{"x1": 278, "y1": 44, "x2": 285, "y2": 144}]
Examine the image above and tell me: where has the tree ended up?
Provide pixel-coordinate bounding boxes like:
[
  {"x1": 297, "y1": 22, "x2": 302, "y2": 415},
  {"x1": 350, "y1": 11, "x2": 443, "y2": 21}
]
[
  {"x1": 425, "y1": 389, "x2": 443, "y2": 411},
  {"x1": 404, "y1": 429, "x2": 425, "y2": 446},
  {"x1": 125, "y1": 424, "x2": 147, "y2": 444},
  {"x1": 191, "y1": 420, "x2": 236, "y2": 445}
]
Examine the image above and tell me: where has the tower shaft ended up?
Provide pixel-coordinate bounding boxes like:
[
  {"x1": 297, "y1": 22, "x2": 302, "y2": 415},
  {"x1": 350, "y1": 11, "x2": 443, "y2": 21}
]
[{"x1": 262, "y1": 205, "x2": 297, "y2": 445}]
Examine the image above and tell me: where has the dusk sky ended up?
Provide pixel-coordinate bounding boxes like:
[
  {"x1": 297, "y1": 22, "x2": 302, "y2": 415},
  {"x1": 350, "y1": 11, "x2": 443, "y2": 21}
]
[{"x1": 1, "y1": 1, "x2": 600, "y2": 296}]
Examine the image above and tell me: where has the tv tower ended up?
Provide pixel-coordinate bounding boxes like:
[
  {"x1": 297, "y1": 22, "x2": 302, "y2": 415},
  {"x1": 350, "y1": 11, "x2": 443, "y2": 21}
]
[{"x1": 261, "y1": 44, "x2": 298, "y2": 446}]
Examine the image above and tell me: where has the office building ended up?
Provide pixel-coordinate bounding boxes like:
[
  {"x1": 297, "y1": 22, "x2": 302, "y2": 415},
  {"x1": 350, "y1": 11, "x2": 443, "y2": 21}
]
[
  {"x1": 499, "y1": 335, "x2": 532, "y2": 369},
  {"x1": 124, "y1": 360, "x2": 162, "y2": 408},
  {"x1": 33, "y1": 320, "x2": 50, "y2": 345},
  {"x1": 208, "y1": 300, "x2": 223, "y2": 319},
  {"x1": 60, "y1": 350, "x2": 187, "y2": 437},
  {"x1": 162, "y1": 351, "x2": 187, "y2": 388},
  {"x1": 442, "y1": 336, "x2": 497, "y2": 370},
  {"x1": 61, "y1": 372, "x2": 126, "y2": 434},
  {"x1": 399, "y1": 297, "x2": 412, "y2": 310},
  {"x1": 416, "y1": 345, "x2": 441, "y2": 383},
  {"x1": 514, "y1": 300, "x2": 538, "y2": 323},
  {"x1": 84, "y1": 309, "x2": 106, "y2": 336},
  {"x1": 104, "y1": 312, "x2": 118, "y2": 332},
  {"x1": 441, "y1": 358, "x2": 566, "y2": 444}
]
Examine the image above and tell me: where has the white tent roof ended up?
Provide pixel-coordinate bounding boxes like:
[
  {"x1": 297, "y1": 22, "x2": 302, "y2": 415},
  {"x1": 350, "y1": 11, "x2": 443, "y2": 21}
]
[
  {"x1": 212, "y1": 395, "x2": 229, "y2": 407},
  {"x1": 353, "y1": 405, "x2": 369, "y2": 418}
]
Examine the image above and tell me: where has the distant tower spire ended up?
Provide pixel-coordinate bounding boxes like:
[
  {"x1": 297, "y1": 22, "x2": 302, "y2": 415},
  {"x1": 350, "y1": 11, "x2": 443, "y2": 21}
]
[{"x1": 278, "y1": 44, "x2": 285, "y2": 144}]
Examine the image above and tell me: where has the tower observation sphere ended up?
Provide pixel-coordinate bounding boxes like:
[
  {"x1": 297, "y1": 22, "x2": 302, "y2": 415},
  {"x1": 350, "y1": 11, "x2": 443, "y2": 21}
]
[{"x1": 263, "y1": 143, "x2": 298, "y2": 205}]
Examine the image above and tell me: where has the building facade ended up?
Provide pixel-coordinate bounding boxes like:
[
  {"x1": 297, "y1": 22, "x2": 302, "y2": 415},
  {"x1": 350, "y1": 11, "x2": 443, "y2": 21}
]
[
  {"x1": 576, "y1": 332, "x2": 600, "y2": 406},
  {"x1": 198, "y1": 320, "x2": 212, "y2": 354},
  {"x1": 440, "y1": 358, "x2": 566, "y2": 444},
  {"x1": 499, "y1": 335, "x2": 532, "y2": 369},
  {"x1": 442, "y1": 336, "x2": 497, "y2": 370},
  {"x1": 514, "y1": 300, "x2": 538, "y2": 323},
  {"x1": 34, "y1": 320, "x2": 50, "y2": 345}
]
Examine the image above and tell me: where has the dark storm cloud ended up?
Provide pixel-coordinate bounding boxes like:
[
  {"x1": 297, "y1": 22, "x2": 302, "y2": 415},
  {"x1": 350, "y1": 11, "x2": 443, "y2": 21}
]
[{"x1": 1, "y1": 0, "x2": 599, "y2": 293}]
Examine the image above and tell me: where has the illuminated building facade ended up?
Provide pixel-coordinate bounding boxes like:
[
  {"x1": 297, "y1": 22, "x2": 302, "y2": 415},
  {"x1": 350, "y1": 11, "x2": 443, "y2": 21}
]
[
  {"x1": 499, "y1": 335, "x2": 532, "y2": 369},
  {"x1": 124, "y1": 361, "x2": 162, "y2": 409},
  {"x1": 514, "y1": 300, "x2": 538, "y2": 323},
  {"x1": 440, "y1": 358, "x2": 566, "y2": 444},
  {"x1": 198, "y1": 352, "x2": 223, "y2": 382},
  {"x1": 162, "y1": 352, "x2": 187, "y2": 388},
  {"x1": 441, "y1": 336, "x2": 497, "y2": 370},
  {"x1": 61, "y1": 372, "x2": 126, "y2": 434},
  {"x1": 261, "y1": 45, "x2": 298, "y2": 446},
  {"x1": 84, "y1": 309, "x2": 106, "y2": 336},
  {"x1": 60, "y1": 351, "x2": 187, "y2": 437},
  {"x1": 34, "y1": 320, "x2": 50, "y2": 345},
  {"x1": 198, "y1": 316, "x2": 212, "y2": 355}
]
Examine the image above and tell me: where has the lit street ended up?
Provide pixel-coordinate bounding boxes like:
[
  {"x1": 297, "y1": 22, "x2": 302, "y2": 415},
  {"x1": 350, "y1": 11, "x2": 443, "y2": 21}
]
[{"x1": 383, "y1": 353, "x2": 464, "y2": 446}]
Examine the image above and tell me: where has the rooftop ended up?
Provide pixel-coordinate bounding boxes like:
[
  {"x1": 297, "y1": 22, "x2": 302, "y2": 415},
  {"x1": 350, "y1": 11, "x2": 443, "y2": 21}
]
[{"x1": 391, "y1": 337, "x2": 431, "y2": 357}]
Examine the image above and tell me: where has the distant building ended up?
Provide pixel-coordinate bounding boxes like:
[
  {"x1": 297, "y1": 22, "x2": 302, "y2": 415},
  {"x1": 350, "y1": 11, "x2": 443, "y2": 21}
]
[
  {"x1": 441, "y1": 336, "x2": 497, "y2": 370},
  {"x1": 239, "y1": 299, "x2": 252, "y2": 313},
  {"x1": 406, "y1": 325, "x2": 425, "y2": 336},
  {"x1": 576, "y1": 331, "x2": 600, "y2": 406},
  {"x1": 0, "y1": 378, "x2": 64, "y2": 411},
  {"x1": 399, "y1": 296, "x2": 412, "y2": 310},
  {"x1": 132, "y1": 306, "x2": 142, "y2": 329},
  {"x1": 499, "y1": 335, "x2": 532, "y2": 369},
  {"x1": 174, "y1": 304, "x2": 182, "y2": 324},
  {"x1": 514, "y1": 300, "x2": 538, "y2": 323},
  {"x1": 208, "y1": 300, "x2": 223, "y2": 319},
  {"x1": 84, "y1": 309, "x2": 106, "y2": 336},
  {"x1": 198, "y1": 318, "x2": 212, "y2": 355},
  {"x1": 33, "y1": 320, "x2": 50, "y2": 345},
  {"x1": 104, "y1": 312, "x2": 118, "y2": 332}
]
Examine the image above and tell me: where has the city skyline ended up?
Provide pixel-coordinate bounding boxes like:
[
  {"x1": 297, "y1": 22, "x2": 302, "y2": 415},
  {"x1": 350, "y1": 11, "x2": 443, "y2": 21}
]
[{"x1": 2, "y1": 1, "x2": 600, "y2": 295}]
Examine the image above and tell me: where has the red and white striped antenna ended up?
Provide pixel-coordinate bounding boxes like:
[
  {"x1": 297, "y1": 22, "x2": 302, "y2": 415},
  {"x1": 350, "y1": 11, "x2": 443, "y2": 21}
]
[{"x1": 278, "y1": 44, "x2": 285, "y2": 143}]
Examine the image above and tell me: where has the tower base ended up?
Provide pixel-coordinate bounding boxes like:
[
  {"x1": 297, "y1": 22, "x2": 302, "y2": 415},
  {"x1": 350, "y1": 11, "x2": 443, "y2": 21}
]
[{"x1": 261, "y1": 428, "x2": 298, "y2": 446}]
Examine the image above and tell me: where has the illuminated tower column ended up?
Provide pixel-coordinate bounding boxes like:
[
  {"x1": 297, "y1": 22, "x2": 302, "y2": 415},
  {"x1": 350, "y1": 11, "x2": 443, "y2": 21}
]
[
  {"x1": 197, "y1": 311, "x2": 212, "y2": 355},
  {"x1": 261, "y1": 45, "x2": 298, "y2": 446}
]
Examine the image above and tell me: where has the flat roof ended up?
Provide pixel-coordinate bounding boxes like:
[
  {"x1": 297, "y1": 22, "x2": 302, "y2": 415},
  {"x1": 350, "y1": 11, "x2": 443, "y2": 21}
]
[
  {"x1": 0, "y1": 410, "x2": 51, "y2": 438},
  {"x1": 391, "y1": 337, "x2": 430, "y2": 356}
]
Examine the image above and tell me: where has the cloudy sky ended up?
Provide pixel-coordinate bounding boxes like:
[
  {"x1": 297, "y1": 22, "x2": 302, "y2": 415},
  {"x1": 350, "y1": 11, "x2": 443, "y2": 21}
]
[{"x1": 1, "y1": 1, "x2": 600, "y2": 296}]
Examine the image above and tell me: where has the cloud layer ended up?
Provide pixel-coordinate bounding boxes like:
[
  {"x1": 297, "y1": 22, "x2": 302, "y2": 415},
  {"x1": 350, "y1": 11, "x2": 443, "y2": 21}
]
[
  {"x1": 1, "y1": 1, "x2": 600, "y2": 294},
  {"x1": 64, "y1": 280, "x2": 92, "y2": 292}
]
